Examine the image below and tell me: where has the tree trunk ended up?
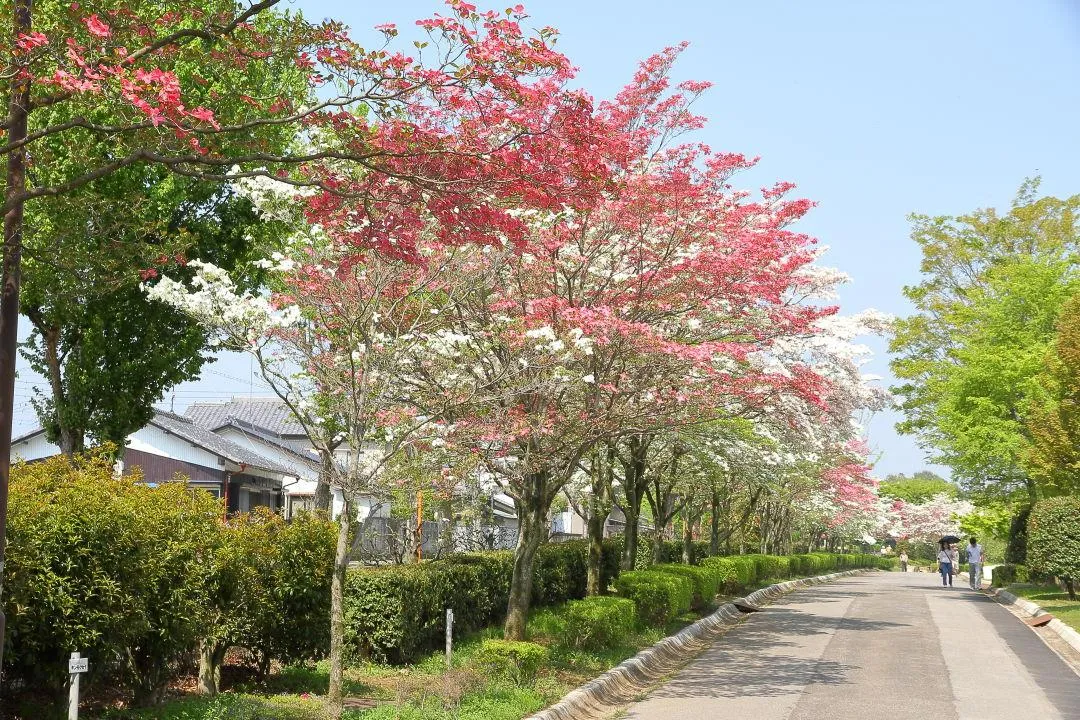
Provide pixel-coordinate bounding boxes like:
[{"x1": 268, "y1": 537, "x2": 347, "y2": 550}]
[
  {"x1": 504, "y1": 474, "x2": 548, "y2": 640},
  {"x1": 622, "y1": 502, "x2": 640, "y2": 570},
  {"x1": 327, "y1": 495, "x2": 352, "y2": 719},
  {"x1": 1065, "y1": 577, "x2": 1076, "y2": 601},
  {"x1": 197, "y1": 640, "x2": 227, "y2": 696},
  {"x1": 586, "y1": 493, "x2": 607, "y2": 596},
  {"x1": 30, "y1": 316, "x2": 84, "y2": 457},
  {"x1": 315, "y1": 449, "x2": 333, "y2": 513},
  {"x1": 618, "y1": 436, "x2": 649, "y2": 570},
  {"x1": 682, "y1": 517, "x2": 694, "y2": 565},
  {"x1": 709, "y1": 488, "x2": 720, "y2": 556},
  {"x1": 653, "y1": 528, "x2": 665, "y2": 565}
]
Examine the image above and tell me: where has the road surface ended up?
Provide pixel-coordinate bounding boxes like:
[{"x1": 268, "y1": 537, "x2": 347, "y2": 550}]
[{"x1": 621, "y1": 572, "x2": 1080, "y2": 720}]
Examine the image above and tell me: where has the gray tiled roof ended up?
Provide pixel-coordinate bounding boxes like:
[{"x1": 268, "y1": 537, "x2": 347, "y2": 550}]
[
  {"x1": 151, "y1": 410, "x2": 295, "y2": 474},
  {"x1": 212, "y1": 417, "x2": 320, "y2": 469},
  {"x1": 185, "y1": 397, "x2": 307, "y2": 436}
]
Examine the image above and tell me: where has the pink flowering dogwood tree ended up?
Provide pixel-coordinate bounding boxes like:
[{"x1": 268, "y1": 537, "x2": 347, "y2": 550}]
[{"x1": 409, "y1": 47, "x2": 876, "y2": 637}]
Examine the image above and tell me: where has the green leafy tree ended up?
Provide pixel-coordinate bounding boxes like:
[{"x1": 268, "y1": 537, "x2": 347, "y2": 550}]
[
  {"x1": 1023, "y1": 292, "x2": 1080, "y2": 496},
  {"x1": 891, "y1": 180, "x2": 1080, "y2": 499},
  {"x1": 17, "y1": 9, "x2": 305, "y2": 457},
  {"x1": 878, "y1": 471, "x2": 957, "y2": 503},
  {"x1": 1027, "y1": 496, "x2": 1080, "y2": 599}
]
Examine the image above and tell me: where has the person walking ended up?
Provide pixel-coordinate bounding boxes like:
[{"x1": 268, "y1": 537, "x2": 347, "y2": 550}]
[
  {"x1": 899, "y1": 550, "x2": 909, "y2": 572},
  {"x1": 967, "y1": 536, "x2": 984, "y2": 589},
  {"x1": 937, "y1": 544, "x2": 953, "y2": 587},
  {"x1": 949, "y1": 544, "x2": 960, "y2": 579}
]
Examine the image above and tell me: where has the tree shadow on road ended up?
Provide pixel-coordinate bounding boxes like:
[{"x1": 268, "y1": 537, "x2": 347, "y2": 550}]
[{"x1": 636, "y1": 604, "x2": 910, "y2": 699}]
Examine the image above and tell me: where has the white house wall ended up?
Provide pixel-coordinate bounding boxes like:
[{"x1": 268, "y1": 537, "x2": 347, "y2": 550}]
[
  {"x1": 128, "y1": 425, "x2": 223, "y2": 469},
  {"x1": 213, "y1": 427, "x2": 318, "y2": 483},
  {"x1": 11, "y1": 432, "x2": 60, "y2": 463}
]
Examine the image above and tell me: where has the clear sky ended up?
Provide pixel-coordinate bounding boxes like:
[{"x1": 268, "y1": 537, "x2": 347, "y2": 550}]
[{"x1": 12, "y1": 1, "x2": 1080, "y2": 478}]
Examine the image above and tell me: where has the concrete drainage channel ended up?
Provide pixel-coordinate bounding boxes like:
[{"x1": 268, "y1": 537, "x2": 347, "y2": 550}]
[{"x1": 524, "y1": 569, "x2": 868, "y2": 720}]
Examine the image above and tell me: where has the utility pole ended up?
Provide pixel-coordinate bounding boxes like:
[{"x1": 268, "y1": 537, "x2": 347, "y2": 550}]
[{"x1": 0, "y1": 0, "x2": 34, "y2": 672}]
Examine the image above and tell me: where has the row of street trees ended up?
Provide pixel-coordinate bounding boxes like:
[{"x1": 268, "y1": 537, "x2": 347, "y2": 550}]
[
  {"x1": 4, "y1": 2, "x2": 888, "y2": 714},
  {"x1": 149, "y1": 23, "x2": 891, "y2": 708}
]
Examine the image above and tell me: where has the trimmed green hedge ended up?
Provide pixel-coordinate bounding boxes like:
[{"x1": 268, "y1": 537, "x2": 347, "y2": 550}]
[
  {"x1": 1028, "y1": 497, "x2": 1080, "y2": 594},
  {"x1": 563, "y1": 596, "x2": 636, "y2": 650},
  {"x1": 343, "y1": 539, "x2": 621, "y2": 663},
  {"x1": 992, "y1": 564, "x2": 1030, "y2": 587},
  {"x1": 613, "y1": 570, "x2": 693, "y2": 625},
  {"x1": 652, "y1": 564, "x2": 721, "y2": 609},
  {"x1": 345, "y1": 543, "x2": 889, "y2": 663}
]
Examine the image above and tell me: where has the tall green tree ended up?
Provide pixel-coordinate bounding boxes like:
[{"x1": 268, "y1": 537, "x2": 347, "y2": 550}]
[
  {"x1": 891, "y1": 180, "x2": 1079, "y2": 499},
  {"x1": 1023, "y1": 292, "x2": 1080, "y2": 496},
  {"x1": 15, "y1": 7, "x2": 305, "y2": 456},
  {"x1": 878, "y1": 471, "x2": 956, "y2": 503}
]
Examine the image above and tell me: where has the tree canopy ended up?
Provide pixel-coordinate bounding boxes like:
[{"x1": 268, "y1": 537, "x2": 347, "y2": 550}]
[
  {"x1": 878, "y1": 471, "x2": 957, "y2": 503},
  {"x1": 890, "y1": 180, "x2": 1080, "y2": 499}
]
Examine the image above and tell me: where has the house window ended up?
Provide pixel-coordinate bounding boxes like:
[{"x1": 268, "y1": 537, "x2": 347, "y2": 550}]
[{"x1": 190, "y1": 485, "x2": 222, "y2": 500}]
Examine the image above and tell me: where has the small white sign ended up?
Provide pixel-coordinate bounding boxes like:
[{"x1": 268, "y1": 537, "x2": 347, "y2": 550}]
[{"x1": 69, "y1": 657, "x2": 89, "y2": 674}]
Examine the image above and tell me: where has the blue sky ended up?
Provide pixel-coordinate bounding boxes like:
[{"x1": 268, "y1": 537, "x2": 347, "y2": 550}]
[{"x1": 14, "y1": 1, "x2": 1080, "y2": 478}]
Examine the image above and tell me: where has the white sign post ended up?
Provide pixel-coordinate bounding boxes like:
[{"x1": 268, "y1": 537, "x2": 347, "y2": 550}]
[
  {"x1": 445, "y1": 608, "x2": 454, "y2": 669},
  {"x1": 68, "y1": 651, "x2": 88, "y2": 720}
]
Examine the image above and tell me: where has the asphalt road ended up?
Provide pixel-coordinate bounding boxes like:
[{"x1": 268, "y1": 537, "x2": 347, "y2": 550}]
[{"x1": 621, "y1": 572, "x2": 1080, "y2": 720}]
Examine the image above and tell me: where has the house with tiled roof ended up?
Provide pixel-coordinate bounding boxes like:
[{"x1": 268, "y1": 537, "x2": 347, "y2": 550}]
[
  {"x1": 184, "y1": 397, "x2": 389, "y2": 520},
  {"x1": 12, "y1": 409, "x2": 295, "y2": 513}
]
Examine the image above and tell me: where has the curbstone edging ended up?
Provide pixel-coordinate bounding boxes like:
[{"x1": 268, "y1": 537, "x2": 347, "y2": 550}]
[
  {"x1": 985, "y1": 586, "x2": 1080, "y2": 656},
  {"x1": 523, "y1": 568, "x2": 870, "y2": 720}
]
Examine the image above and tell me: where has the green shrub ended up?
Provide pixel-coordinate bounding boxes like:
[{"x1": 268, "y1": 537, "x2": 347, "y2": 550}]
[
  {"x1": 991, "y1": 564, "x2": 1030, "y2": 587},
  {"x1": 792, "y1": 554, "x2": 834, "y2": 576},
  {"x1": 744, "y1": 554, "x2": 782, "y2": 580},
  {"x1": 613, "y1": 570, "x2": 693, "y2": 625},
  {"x1": 345, "y1": 552, "x2": 512, "y2": 663},
  {"x1": 2, "y1": 454, "x2": 220, "y2": 703},
  {"x1": 474, "y1": 640, "x2": 549, "y2": 685},
  {"x1": 344, "y1": 538, "x2": 623, "y2": 664},
  {"x1": 652, "y1": 564, "x2": 720, "y2": 608},
  {"x1": 563, "y1": 596, "x2": 636, "y2": 650},
  {"x1": 729, "y1": 556, "x2": 758, "y2": 586},
  {"x1": 1028, "y1": 497, "x2": 1080, "y2": 598},
  {"x1": 701, "y1": 557, "x2": 741, "y2": 594},
  {"x1": 200, "y1": 509, "x2": 336, "y2": 688},
  {"x1": 532, "y1": 541, "x2": 587, "y2": 605}
]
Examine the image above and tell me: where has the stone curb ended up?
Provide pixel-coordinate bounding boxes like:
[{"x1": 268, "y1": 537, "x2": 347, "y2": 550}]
[
  {"x1": 984, "y1": 585, "x2": 1080, "y2": 656},
  {"x1": 523, "y1": 568, "x2": 868, "y2": 720}
]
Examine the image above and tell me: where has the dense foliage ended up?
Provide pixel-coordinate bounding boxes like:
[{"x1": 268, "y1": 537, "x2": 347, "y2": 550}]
[
  {"x1": 878, "y1": 472, "x2": 957, "y2": 503},
  {"x1": 343, "y1": 540, "x2": 621, "y2": 663},
  {"x1": 562, "y1": 596, "x2": 637, "y2": 650},
  {"x1": 891, "y1": 181, "x2": 1079, "y2": 499},
  {"x1": 1, "y1": 455, "x2": 336, "y2": 708},
  {"x1": 2, "y1": 454, "x2": 219, "y2": 703},
  {"x1": 1027, "y1": 497, "x2": 1080, "y2": 599},
  {"x1": 612, "y1": 571, "x2": 694, "y2": 626}
]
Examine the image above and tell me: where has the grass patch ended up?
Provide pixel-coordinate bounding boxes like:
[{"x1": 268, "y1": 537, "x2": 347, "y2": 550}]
[
  {"x1": 100, "y1": 693, "x2": 327, "y2": 720},
  {"x1": 92, "y1": 602, "x2": 710, "y2": 720},
  {"x1": 1006, "y1": 584, "x2": 1080, "y2": 633}
]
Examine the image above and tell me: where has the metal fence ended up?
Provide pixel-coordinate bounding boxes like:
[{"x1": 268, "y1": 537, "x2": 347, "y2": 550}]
[{"x1": 351, "y1": 517, "x2": 517, "y2": 564}]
